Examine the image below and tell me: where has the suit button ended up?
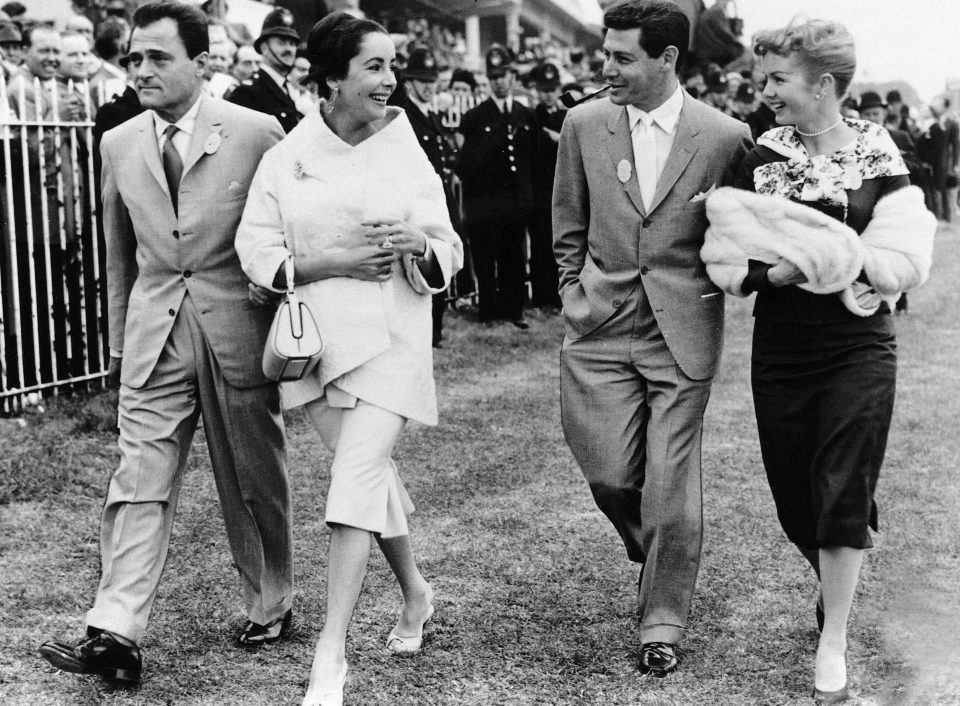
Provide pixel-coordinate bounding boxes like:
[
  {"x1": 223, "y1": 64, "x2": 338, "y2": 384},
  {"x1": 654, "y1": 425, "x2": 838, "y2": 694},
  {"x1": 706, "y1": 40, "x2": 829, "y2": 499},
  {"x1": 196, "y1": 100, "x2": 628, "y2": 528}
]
[
  {"x1": 172, "y1": 229, "x2": 179, "y2": 238},
  {"x1": 510, "y1": 166, "x2": 517, "y2": 172},
  {"x1": 423, "y1": 135, "x2": 428, "y2": 140},
  {"x1": 183, "y1": 270, "x2": 192, "y2": 278},
  {"x1": 612, "y1": 299, "x2": 622, "y2": 308},
  {"x1": 509, "y1": 155, "x2": 515, "y2": 162},
  {"x1": 508, "y1": 145, "x2": 514, "y2": 151},
  {"x1": 640, "y1": 266, "x2": 649, "y2": 274},
  {"x1": 642, "y1": 218, "x2": 652, "y2": 227},
  {"x1": 281, "y1": 112, "x2": 287, "y2": 117},
  {"x1": 507, "y1": 134, "x2": 513, "y2": 141},
  {"x1": 168, "y1": 308, "x2": 175, "y2": 316}
]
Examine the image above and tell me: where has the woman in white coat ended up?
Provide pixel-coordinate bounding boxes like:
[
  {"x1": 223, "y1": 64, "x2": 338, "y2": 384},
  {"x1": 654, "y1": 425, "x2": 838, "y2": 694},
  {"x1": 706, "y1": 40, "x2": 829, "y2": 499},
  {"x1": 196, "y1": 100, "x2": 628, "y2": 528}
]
[{"x1": 236, "y1": 12, "x2": 463, "y2": 706}]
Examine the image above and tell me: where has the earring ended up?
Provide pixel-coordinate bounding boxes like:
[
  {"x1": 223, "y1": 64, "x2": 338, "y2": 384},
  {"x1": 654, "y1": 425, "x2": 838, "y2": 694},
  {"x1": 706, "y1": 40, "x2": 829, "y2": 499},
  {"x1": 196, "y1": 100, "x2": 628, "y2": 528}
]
[{"x1": 323, "y1": 86, "x2": 339, "y2": 115}]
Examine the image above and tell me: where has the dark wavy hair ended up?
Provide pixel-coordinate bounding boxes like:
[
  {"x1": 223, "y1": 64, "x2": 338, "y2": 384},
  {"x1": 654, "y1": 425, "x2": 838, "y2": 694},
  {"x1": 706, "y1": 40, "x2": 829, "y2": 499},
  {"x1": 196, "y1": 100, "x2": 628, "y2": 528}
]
[
  {"x1": 603, "y1": 0, "x2": 690, "y2": 74},
  {"x1": 132, "y1": 0, "x2": 209, "y2": 59},
  {"x1": 304, "y1": 11, "x2": 388, "y2": 99}
]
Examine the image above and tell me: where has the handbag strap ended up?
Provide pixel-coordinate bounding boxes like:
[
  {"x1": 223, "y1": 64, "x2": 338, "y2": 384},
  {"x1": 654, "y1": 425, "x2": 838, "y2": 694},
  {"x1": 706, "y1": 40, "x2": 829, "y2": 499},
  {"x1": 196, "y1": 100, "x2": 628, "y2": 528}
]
[{"x1": 284, "y1": 256, "x2": 296, "y2": 296}]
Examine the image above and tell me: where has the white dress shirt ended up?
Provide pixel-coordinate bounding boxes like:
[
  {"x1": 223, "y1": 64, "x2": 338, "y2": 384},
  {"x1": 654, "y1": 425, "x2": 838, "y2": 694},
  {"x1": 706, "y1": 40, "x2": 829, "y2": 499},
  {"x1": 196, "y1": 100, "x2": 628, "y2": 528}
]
[
  {"x1": 153, "y1": 94, "x2": 202, "y2": 160},
  {"x1": 626, "y1": 84, "x2": 684, "y2": 209}
]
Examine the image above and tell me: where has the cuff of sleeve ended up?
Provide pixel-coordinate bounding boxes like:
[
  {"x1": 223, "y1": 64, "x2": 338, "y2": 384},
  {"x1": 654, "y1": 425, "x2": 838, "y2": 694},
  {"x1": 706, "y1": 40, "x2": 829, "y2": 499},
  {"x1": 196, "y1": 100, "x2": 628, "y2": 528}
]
[
  {"x1": 742, "y1": 259, "x2": 775, "y2": 294},
  {"x1": 110, "y1": 349, "x2": 122, "y2": 358}
]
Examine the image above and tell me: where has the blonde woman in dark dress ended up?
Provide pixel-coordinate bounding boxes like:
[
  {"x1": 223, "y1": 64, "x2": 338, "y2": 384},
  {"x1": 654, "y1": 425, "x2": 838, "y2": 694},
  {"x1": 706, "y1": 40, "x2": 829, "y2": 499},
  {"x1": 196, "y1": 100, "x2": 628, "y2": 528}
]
[{"x1": 702, "y1": 18, "x2": 935, "y2": 705}]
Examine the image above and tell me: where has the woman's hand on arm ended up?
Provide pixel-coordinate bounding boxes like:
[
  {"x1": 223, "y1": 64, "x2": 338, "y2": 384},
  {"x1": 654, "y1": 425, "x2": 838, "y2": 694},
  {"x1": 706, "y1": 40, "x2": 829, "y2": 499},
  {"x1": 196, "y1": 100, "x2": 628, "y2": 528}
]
[
  {"x1": 270, "y1": 233, "x2": 398, "y2": 289},
  {"x1": 362, "y1": 218, "x2": 445, "y2": 288},
  {"x1": 765, "y1": 260, "x2": 808, "y2": 288}
]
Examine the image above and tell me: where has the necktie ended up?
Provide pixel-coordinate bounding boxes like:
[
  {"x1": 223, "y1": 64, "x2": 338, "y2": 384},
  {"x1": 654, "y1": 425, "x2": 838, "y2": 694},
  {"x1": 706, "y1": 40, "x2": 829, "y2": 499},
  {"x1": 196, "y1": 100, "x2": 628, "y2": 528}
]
[
  {"x1": 635, "y1": 115, "x2": 657, "y2": 212},
  {"x1": 162, "y1": 124, "x2": 183, "y2": 214}
]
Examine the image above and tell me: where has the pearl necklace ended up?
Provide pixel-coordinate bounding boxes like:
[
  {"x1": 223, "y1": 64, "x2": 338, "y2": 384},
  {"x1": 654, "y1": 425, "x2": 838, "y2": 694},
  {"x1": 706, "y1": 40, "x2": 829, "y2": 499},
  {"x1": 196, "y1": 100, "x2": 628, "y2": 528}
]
[{"x1": 796, "y1": 116, "x2": 844, "y2": 138}]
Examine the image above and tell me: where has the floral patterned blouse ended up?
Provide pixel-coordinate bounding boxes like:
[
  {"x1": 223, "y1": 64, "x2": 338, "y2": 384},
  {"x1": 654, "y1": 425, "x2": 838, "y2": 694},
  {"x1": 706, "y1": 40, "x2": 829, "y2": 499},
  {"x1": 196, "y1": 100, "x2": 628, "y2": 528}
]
[
  {"x1": 733, "y1": 119, "x2": 911, "y2": 324},
  {"x1": 752, "y1": 119, "x2": 909, "y2": 214}
]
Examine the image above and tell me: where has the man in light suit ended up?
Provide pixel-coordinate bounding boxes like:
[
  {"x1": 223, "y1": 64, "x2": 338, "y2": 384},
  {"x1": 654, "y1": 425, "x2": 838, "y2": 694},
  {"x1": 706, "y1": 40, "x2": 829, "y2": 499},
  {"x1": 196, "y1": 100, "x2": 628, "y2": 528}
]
[
  {"x1": 39, "y1": 1, "x2": 292, "y2": 686},
  {"x1": 554, "y1": 0, "x2": 752, "y2": 677}
]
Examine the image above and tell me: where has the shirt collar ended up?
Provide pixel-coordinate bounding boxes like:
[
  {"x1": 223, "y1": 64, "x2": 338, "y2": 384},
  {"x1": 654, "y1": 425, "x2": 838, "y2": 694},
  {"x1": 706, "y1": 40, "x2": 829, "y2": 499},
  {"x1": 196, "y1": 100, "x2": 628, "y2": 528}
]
[
  {"x1": 493, "y1": 95, "x2": 512, "y2": 114},
  {"x1": 153, "y1": 93, "x2": 203, "y2": 142},
  {"x1": 409, "y1": 94, "x2": 432, "y2": 114},
  {"x1": 626, "y1": 83, "x2": 683, "y2": 134},
  {"x1": 259, "y1": 63, "x2": 287, "y2": 90}
]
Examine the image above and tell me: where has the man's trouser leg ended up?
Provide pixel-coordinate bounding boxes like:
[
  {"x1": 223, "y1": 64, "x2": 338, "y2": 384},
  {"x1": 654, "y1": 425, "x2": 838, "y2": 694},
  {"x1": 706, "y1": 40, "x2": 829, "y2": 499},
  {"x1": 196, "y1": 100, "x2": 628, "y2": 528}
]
[{"x1": 560, "y1": 301, "x2": 712, "y2": 646}]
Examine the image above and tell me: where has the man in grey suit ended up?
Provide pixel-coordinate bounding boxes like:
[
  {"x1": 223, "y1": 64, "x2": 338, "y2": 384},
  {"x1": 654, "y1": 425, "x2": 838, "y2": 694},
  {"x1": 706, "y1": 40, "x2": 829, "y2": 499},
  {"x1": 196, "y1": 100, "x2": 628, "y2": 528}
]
[
  {"x1": 554, "y1": 0, "x2": 752, "y2": 677},
  {"x1": 39, "y1": 1, "x2": 292, "y2": 685}
]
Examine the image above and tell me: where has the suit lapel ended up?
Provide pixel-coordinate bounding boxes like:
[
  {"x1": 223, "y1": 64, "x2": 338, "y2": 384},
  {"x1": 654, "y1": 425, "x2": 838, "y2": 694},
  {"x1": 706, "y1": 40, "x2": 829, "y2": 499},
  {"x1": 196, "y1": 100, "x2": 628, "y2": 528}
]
[
  {"x1": 138, "y1": 112, "x2": 168, "y2": 197},
  {"x1": 182, "y1": 94, "x2": 222, "y2": 178},
  {"x1": 263, "y1": 72, "x2": 295, "y2": 110},
  {"x1": 605, "y1": 106, "x2": 644, "y2": 215},
  {"x1": 648, "y1": 96, "x2": 700, "y2": 213}
]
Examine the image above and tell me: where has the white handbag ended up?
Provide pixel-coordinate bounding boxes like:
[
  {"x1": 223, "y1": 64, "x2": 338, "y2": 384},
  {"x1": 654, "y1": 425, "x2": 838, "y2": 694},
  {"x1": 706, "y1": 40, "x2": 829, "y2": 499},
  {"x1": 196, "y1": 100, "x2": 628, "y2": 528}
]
[{"x1": 261, "y1": 256, "x2": 323, "y2": 381}]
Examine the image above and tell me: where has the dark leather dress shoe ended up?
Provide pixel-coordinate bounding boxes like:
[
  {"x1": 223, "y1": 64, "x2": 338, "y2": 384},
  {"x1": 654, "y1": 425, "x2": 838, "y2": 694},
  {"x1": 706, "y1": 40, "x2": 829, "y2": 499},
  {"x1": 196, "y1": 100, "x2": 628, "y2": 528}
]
[
  {"x1": 511, "y1": 319, "x2": 530, "y2": 330},
  {"x1": 639, "y1": 642, "x2": 678, "y2": 677},
  {"x1": 237, "y1": 608, "x2": 292, "y2": 647},
  {"x1": 39, "y1": 630, "x2": 142, "y2": 685}
]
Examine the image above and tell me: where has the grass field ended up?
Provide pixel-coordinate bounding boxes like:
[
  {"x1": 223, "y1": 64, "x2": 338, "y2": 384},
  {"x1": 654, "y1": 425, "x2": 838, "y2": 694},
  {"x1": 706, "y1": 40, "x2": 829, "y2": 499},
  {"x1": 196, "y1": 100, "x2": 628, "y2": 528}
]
[{"x1": 1, "y1": 225, "x2": 958, "y2": 705}]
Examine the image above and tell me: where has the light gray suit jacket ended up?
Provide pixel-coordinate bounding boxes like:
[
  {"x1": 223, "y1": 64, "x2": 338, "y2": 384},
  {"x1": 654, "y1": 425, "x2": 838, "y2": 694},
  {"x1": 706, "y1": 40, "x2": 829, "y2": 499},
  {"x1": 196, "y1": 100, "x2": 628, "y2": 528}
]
[
  {"x1": 553, "y1": 92, "x2": 753, "y2": 380},
  {"x1": 101, "y1": 94, "x2": 285, "y2": 389}
]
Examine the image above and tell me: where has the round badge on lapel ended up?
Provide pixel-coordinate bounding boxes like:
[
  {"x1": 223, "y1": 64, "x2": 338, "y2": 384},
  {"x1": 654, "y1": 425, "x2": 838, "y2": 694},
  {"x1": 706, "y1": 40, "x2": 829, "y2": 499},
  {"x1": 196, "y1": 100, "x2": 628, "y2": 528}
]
[
  {"x1": 617, "y1": 159, "x2": 632, "y2": 183},
  {"x1": 204, "y1": 133, "x2": 221, "y2": 155}
]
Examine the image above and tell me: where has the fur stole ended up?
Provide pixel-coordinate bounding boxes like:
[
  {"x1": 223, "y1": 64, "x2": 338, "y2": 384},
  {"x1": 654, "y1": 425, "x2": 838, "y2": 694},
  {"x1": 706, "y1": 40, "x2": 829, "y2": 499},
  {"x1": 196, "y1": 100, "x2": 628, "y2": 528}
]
[{"x1": 701, "y1": 186, "x2": 935, "y2": 316}]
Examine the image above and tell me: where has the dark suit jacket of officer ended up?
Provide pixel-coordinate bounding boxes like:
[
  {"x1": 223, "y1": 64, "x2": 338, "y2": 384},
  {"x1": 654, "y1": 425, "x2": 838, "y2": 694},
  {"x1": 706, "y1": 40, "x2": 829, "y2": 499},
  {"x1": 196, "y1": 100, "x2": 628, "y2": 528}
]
[
  {"x1": 455, "y1": 97, "x2": 538, "y2": 222},
  {"x1": 227, "y1": 71, "x2": 301, "y2": 134},
  {"x1": 400, "y1": 94, "x2": 461, "y2": 231},
  {"x1": 919, "y1": 118, "x2": 960, "y2": 188},
  {"x1": 401, "y1": 95, "x2": 448, "y2": 175},
  {"x1": 532, "y1": 103, "x2": 566, "y2": 204}
]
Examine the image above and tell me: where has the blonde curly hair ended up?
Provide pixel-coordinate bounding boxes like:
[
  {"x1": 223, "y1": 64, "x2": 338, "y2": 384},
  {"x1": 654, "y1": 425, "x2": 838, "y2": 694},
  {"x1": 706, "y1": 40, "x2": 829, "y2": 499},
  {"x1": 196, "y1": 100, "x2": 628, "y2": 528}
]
[{"x1": 753, "y1": 18, "x2": 856, "y2": 98}]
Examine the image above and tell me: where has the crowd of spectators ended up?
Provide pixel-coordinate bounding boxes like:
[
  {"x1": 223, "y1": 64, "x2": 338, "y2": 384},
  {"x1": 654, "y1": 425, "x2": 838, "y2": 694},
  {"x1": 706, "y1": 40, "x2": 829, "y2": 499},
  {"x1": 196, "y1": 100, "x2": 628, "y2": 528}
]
[{"x1": 0, "y1": 0, "x2": 957, "y2": 394}]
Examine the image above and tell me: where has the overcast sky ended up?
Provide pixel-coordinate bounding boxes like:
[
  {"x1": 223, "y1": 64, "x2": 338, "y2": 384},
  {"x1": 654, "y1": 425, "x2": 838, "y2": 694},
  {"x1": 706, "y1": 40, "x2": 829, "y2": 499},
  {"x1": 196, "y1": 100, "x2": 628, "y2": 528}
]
[{"x1": 730, "y1": 0, "x2": 960, "y2": 102}]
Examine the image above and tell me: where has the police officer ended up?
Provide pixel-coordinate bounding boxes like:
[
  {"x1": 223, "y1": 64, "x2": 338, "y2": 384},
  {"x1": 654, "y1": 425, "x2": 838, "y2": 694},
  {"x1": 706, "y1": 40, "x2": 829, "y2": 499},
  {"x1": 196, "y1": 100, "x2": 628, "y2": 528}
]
[
  {"x1": 454, "y1": 44, "x2": 537, "y2": 328},
  {"x1": 528, "y1": 61, "x2": 565, "y2": 309},
  {"x1": 398, "y1": 48, "x2": 460, "y2": 347},
  {"x1": 227, "y1": 8, "x2": 301, "y2": 133}
]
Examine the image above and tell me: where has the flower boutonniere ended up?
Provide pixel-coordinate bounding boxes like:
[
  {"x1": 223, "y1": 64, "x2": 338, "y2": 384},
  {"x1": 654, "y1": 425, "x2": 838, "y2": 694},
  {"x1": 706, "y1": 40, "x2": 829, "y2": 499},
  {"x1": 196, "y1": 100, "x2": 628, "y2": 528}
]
[
  {"x1": 203, "y1": 132, "x2": 221, "y2": 155},
  {"x1": 293, "y1": 160, "x2": 303, "y2": 180}
]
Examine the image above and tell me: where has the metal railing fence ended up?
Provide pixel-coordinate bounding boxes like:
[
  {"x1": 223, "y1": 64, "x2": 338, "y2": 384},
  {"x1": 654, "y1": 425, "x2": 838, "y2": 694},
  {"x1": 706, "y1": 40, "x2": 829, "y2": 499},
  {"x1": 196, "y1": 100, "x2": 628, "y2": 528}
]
[{"x1": 1, "y1": 74, "x2": 108, "y2": 413}]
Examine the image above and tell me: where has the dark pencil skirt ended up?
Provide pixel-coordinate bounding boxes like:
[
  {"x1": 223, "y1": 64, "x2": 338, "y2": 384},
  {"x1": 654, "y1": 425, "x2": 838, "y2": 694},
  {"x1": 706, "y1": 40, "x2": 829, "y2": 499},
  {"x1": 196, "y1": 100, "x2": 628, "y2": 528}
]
[{"x1": 751, "y1": 314, "x2": 897, "y2": 550}]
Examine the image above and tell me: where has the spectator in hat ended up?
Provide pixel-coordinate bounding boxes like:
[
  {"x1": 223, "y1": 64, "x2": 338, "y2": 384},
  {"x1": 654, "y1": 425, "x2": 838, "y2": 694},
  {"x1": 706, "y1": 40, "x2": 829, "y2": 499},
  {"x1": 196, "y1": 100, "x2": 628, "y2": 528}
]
[
  {"x1": 0, "y1": 18, "x2": 22, "y2": 71},
  {"x1": 449, "y1": 67, "x2": 475, "y2": 101},
  {"x1": 918, "y1": 95, "x2": 959, "y2": 221},
  {"x1": 528, "y1": 61, "x2": 564, "y2": 309},
  {"x1": 885, "y1": 89, "x2": 914, "y2": 136},
  {"x1": 454, "y1": 44, "x2": 538, "y2": 328},
  {"x1": 701, "y1": 70, "x2": 730, "y2": 112},
  {"x1": 228, "y1": 7, "x2": 302, "y2": 133},
  {"x1": 398, "y1": 47, "x2": 461, "y2": 347},
  {"x1": 858, "y1": 91, "x2": 920, "y2": 316},
  {"x1": 732, "y1": 82, "x2": 775, "y2": 140}
]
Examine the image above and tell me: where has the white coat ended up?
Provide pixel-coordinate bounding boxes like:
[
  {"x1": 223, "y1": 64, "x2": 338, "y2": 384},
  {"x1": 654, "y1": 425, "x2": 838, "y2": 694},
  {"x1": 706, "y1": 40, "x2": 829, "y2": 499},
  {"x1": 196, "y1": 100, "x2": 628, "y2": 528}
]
[{"x1": 236, "y1": 108, "x2": 463, "y2": 424}]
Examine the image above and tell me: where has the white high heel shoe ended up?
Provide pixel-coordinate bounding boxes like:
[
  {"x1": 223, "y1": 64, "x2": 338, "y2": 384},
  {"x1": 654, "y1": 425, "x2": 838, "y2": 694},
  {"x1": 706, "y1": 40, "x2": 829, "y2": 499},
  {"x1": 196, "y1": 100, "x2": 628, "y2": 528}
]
[
  {"x1": 386, "y1": 604, "x2": 434, "y2": 654},
  {"x1": 302, "y1": 660, "x2": 347, "y2": 706}
]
